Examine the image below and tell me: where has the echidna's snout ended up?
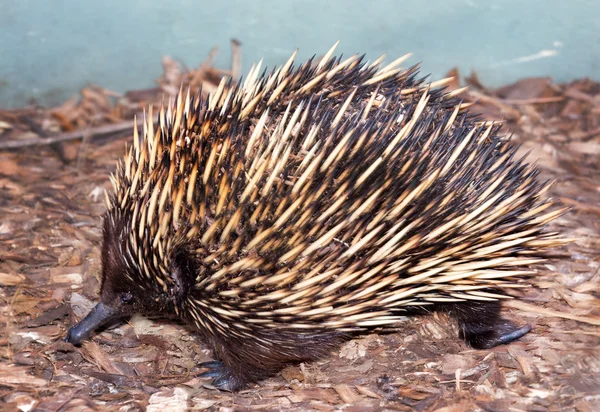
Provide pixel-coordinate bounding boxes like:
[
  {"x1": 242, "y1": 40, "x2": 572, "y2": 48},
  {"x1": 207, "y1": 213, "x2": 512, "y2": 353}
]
[{"x1": 65, "y1": 302, "x2": 117, "y2": 345}]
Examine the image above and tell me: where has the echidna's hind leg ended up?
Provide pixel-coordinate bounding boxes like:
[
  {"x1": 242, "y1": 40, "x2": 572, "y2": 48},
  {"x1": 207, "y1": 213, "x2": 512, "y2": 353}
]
[
  {"x1": 198, "y1": 360, "x2": 250, "y2": 391},
  {"x1": 446, "y1": 300, "x2": 532, "y2": 349}
]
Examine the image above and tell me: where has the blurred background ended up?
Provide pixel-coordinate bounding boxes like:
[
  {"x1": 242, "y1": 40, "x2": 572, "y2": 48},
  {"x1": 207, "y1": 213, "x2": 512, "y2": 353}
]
[{"x1": 1, "y1": 0, "x2": 599, "y2": 108}]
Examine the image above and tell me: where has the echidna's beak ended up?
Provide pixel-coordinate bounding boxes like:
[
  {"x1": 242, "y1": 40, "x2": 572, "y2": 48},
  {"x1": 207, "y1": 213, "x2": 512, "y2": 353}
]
[{"x1": 64, "y1": 302, "x2": 117, "y2": 345}]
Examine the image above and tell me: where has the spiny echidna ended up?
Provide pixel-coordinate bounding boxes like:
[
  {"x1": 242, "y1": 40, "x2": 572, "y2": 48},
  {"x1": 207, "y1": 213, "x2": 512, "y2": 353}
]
[{"x1": 65, "y1": 42, "x2": 567, "y2": 391}]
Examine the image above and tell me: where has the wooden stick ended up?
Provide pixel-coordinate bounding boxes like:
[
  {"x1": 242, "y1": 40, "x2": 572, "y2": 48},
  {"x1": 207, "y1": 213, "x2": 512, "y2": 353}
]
[
  {"x1": 505, "y1": 300, "x2": 600, "y2": 326},
  {"x1": 503, "y1": 96, "x2": 565, "y2": 105},
  {"x1": 0, "y1": 114, "x2": 158, "y2": 150},
  {"x1": 231, "y1": 38, "x2": 242, "y2": 80}
]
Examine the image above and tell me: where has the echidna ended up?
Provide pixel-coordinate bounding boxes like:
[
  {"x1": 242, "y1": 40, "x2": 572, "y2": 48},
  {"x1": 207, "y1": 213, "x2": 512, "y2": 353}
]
[{"x1": 65, "y1": 43, "x2": 566, "y2": 391}]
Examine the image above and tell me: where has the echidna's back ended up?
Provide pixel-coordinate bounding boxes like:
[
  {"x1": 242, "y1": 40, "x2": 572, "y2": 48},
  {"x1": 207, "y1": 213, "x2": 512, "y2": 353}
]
[{"x1": 116, "y1": 46, "x2": 563, "y2": 330}]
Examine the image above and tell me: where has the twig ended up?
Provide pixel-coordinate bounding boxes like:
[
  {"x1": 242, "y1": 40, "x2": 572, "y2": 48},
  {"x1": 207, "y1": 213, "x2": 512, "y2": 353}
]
[
  {"x1": 231, "y1": 38, "x2": 242, "y2": 80},
  {"x1": 467, "y1": 90, "x2": 521, "y2": 118},
  {"x1": 455, "y1": 369, "x2": 461, "y2": 392},
  {"x1": 559, "y1": 196, "x2": 600, "y2": 216},
  {"x1": 51, "y1": 387, "x2": 85, "y2": 412},
  {"x1": 505, "y1": 300, "x2": 600, "y2": 325},
  {"x1": 0, "y1": 107, "x2": 37, "y2": 121},
  {"x1": 578, "y1": 126, "x2": 600, "y2": 142},
  {"x1": 187, "y1": 46, "x2": 220, "y2": 92},
  {"x1": 503, "y1": 96, "x2": 565, "y2": 105},
  {"x1": 19, "y1": 115, "x2": 69, "y2": 163},
  {"x1": 75, "y1": 124, "x2": 94, "y2": 172},
  {"x1": 0, "y1": 114, "x2": 158, "y2": 150}
]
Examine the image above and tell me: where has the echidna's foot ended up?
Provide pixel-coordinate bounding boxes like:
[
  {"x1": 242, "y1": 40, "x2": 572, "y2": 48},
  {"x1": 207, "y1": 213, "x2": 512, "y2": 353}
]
[
  {"x1": 462, "y1": 322, "x2": 531, "y2": 349},
  {"x1": 198, "y1": 361, "x2": 247, "y2": 391}
]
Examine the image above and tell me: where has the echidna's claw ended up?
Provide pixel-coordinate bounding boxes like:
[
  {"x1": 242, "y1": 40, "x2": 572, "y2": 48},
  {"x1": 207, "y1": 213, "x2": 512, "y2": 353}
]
[
  {"x1": 492, "y1": 324, "x2": 532, "y2": 346},
  {"x1": 199, "y1": 369, "x2": 223, "y2": 379},
  {"x1": 199, "y1": 360, "x2": 226, "y2": 379},
  {"x1": 199, "y1": 361, "x2": 224, "y2": 369},
  {"x1": 213, "y1": 376, "x2": 237, "y2": 391},
  {"x1": 198, "y1": 360, "x2": 238, "y2": 391}
]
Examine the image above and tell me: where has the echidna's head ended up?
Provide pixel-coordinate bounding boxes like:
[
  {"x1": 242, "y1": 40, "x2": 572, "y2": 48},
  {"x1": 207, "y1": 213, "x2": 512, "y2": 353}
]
[{"x1": 65, "y1": 207, "x2": 197, "y2": 345}]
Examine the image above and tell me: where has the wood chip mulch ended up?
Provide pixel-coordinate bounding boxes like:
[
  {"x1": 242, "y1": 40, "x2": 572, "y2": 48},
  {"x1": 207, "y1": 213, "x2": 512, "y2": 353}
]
[{"x1": 1, "y1": 42, "x2": 599, "y2": 411}]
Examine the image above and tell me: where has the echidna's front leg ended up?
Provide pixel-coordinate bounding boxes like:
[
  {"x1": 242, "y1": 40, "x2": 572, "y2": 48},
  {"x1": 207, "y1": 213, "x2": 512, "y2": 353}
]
[
  {"x1": 199, "y1": 330, "x2": 347, "y2": 390},
  {"x1": 199, "y1": 337, "x2": 281, "y2": 391},
  {"x1": 447, "y1": 300, "x2": 532, "y2": 349}
]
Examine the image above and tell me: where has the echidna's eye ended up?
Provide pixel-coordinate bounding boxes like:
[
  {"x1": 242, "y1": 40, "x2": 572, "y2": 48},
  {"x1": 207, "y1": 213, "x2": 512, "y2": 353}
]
[{"x1": 120, "y1": 292, "x2": 133, "y2": 304}]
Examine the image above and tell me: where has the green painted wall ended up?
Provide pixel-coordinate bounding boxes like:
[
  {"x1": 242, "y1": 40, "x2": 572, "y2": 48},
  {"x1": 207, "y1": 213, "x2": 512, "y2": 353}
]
[{"x1": 1, "y1": 0, "x2": 598, "y2": 108}]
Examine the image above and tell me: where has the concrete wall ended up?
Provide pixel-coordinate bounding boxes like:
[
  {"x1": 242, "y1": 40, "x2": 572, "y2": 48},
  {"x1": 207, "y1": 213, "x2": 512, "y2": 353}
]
[{"x1": 1, "y1": 0, "x2": 598, "y2": 108}]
